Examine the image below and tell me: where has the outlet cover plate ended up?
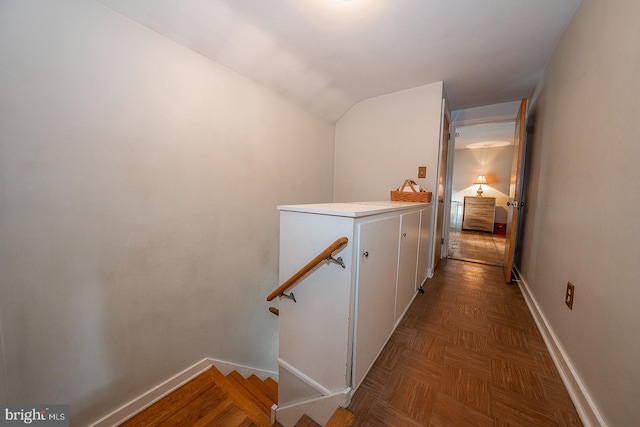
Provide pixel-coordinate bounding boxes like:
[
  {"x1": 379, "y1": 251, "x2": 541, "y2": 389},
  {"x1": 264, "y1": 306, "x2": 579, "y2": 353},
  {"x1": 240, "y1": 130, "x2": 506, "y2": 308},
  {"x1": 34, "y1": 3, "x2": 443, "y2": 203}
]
[{"x1": 565, "y1": 282, "x2": 575, "y2": 310}]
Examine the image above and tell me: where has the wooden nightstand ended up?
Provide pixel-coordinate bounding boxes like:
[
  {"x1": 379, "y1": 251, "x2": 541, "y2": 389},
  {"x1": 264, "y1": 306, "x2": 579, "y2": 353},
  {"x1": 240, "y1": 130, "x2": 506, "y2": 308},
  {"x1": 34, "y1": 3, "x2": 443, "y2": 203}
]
[{"x1": 462, "y1": 196, "x2": 496, "y2": 232}]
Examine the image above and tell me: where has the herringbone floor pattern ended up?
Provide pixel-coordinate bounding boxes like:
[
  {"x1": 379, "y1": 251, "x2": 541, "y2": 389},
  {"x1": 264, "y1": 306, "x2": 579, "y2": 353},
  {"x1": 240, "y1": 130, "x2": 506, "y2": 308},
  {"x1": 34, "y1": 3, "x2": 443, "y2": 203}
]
[{"x1": 348, "y1": 259, "x2": 582, "y2": 426}]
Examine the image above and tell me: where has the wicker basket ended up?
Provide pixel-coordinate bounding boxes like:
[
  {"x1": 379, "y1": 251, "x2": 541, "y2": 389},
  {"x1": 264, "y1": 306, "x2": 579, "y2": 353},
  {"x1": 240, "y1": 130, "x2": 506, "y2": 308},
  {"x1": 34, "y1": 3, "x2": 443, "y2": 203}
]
[{"x1": 390, "y1": 179, "x2": 432, "y2": 203}]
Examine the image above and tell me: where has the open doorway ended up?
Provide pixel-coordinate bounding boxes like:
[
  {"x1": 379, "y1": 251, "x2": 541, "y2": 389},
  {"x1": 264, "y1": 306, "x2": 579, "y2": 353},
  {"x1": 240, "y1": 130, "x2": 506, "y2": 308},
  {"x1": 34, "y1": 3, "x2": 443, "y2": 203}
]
[{"x1": 447, "y1": 121, "x2": 515, "y2": 266}]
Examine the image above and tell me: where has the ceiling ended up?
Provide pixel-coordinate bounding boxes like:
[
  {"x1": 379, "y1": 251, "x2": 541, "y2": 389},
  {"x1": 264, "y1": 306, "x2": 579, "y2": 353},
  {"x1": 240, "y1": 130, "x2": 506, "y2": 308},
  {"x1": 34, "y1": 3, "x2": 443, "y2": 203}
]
[
  {"x1": 95, "y1": 0, "x2": 581, "y2": 122},
  {"x1": 455, "y1": 121, "x2": 516, "y2": 150}
]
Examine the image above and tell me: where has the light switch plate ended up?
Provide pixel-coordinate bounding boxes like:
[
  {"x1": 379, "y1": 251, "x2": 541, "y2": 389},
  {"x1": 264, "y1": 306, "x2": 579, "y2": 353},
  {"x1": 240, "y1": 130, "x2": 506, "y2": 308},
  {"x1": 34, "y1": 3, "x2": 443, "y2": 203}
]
[{"x1": 418, "y1": 166, "x2": 426, "y2": 178}]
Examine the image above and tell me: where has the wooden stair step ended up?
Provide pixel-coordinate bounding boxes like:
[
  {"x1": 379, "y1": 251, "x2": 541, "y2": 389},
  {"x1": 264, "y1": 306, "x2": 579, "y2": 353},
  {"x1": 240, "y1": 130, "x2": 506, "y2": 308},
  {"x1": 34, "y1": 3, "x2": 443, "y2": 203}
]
[
  {"x1": 157, "y1": 383, "x2": 235, "y2": 426},
  {"x1": 120, "y1": 368, "x2": 219, "y2": 426},
  {"x1": 119, "y1": 366, "x2": 277, "y2": 427},
  {"x1": 188, "y1": 399, "x2": 255, "y2": 427},
  {"x1": 205, "y1": 402, "x2": 256, "y2": 427},
  {"x1": 247, "y1": 374, "x2": 278, "y2": 405},
  {"x1": 226, "y1": 370, "x2": 274, "y2": 416},
  {"x1": 325, "y1": 408, "x2": 355, "y2": 427},
  {"x1": 263, "y1": 377, "x2": 278, "y2": 399},
  {"x1": 294, "y1": 414, "x2": 321, "y2": 427},
  {"x1": 288, "y1": 407, "x2": 355, "y2": 427},
  {"x1": 208, "y1": 366, "x2": 272, "y2": 427}
]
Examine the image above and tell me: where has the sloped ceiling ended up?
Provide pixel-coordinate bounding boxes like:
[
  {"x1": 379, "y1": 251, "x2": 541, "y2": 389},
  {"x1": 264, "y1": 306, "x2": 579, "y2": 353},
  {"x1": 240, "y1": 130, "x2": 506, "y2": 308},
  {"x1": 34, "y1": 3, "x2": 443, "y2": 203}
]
[{"x1": 95, "y1": 0, "x2": 581, "y2": 122}]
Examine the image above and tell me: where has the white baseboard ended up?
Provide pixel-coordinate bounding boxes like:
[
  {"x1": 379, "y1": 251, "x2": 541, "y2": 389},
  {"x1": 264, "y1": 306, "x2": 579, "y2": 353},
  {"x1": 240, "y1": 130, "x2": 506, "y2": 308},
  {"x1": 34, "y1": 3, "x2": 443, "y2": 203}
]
[
  {"x1": 88, "y1": 358, "x2": 278, "y2": 427},
  {"x1": 515, "y1": 268, "x2": 607, "y2": 427},
  {"x1": 208, "y1": 357, "x2": 278, "y2": 382},
  {"x1": 88, "y1": 358, "x2": 213, "y2": 427},
  {"x1": 278, "y1": 358, "x2": 332, "y2": 396},
  {"x1": 275, "y1": 388, "x2": 350, "y2": 427}
]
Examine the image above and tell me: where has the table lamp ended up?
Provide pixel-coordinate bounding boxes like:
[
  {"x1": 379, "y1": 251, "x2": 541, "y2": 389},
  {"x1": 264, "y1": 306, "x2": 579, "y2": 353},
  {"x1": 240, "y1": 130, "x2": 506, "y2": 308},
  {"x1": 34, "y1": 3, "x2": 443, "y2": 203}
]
[{"x1": 475, "y1": 175, "x2": 487, "y2": 196}]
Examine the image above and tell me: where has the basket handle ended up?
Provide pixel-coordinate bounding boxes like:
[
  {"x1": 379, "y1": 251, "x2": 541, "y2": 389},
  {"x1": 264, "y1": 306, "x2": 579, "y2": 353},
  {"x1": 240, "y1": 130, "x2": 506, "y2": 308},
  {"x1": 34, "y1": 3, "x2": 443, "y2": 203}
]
[{"x1": 400, "y1": 179, "x2": 418, "y2": 193}]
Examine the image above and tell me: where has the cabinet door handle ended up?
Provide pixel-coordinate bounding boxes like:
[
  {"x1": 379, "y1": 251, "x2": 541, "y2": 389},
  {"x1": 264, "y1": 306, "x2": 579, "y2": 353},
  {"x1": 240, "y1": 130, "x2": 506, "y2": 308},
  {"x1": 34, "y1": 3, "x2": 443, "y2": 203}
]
[
  {"x1": 363, "y1": 251, "x2": 369, "y2": 258},
  {"x1": 402, "y1": 233, "x2": 407, "y2": 237}
]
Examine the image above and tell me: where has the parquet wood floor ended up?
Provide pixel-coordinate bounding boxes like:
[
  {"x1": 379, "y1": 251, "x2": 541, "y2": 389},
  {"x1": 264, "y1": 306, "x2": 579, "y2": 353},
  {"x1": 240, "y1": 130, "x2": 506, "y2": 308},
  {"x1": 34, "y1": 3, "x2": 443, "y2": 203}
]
[
  {"x1": 448, "y1": 230, "x2": 506, "y2": 266},
  {"x1": 347, "y1": 259, "x2": 582, "y2": 426}
]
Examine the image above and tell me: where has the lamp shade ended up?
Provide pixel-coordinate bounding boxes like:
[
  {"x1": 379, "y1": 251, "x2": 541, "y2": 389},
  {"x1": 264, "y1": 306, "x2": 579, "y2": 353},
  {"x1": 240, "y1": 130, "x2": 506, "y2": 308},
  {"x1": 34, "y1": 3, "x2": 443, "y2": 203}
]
[{"x1": 475, "y1": 175, "x2": 487, "y2": 185}]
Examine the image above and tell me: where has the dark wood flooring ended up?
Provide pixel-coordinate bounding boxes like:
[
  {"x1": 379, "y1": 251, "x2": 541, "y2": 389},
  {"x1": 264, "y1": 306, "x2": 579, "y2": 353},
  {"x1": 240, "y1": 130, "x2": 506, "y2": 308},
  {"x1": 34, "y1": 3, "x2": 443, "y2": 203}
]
[
  {"x1": 347, "y1": 259, "x2": 582, "y2": 426},
  {"x1": 448, "y1": 230, "x2": 506, "y2": 266}
]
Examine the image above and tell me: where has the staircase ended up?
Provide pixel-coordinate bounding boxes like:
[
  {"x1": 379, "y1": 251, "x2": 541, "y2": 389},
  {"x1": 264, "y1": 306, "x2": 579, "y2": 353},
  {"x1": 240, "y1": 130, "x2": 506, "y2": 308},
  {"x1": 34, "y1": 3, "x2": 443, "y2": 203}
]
[{"x1": 119, "y1": 365, "x2": 353, "y2": 427}]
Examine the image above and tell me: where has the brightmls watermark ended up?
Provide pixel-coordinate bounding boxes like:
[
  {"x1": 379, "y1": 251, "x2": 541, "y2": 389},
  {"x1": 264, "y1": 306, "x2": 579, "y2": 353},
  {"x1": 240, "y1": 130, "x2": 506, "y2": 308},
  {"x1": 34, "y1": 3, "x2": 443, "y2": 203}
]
[{"x1": 1, "y1": 406, "x2": 68, "y2": 426}]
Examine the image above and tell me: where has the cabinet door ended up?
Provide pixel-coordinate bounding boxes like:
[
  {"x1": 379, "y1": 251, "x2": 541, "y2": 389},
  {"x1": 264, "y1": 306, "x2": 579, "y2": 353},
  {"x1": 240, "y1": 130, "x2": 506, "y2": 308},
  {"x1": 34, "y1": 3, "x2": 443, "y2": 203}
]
[
  {"x1": 395, "y1": 211, "x2": 420, "y2": 322},
  {"x1": 353, "y1": 216, "x2": 400, "y2": 389},
  {"x1": 416, "y1": 207, "x2": 432, "y2": 287}
]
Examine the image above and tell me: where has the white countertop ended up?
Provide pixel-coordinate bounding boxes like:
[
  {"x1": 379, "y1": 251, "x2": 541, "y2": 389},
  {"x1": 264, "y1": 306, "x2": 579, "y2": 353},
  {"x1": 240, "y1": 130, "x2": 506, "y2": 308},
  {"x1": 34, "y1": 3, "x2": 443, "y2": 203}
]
[{"x1": 277, "y1": 201, "x2": 430, "y2": 218}]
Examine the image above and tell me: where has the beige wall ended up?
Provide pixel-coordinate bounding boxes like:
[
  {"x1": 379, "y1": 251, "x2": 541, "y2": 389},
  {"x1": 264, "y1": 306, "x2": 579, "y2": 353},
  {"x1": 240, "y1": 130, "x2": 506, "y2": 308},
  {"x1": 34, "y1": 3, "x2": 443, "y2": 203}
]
[
  {"x1": 0, "y1": 0, "x2": 334, "y2": 424},
  {"x1": 452, "y1": 146, "x2": 514, "y2": 224},
  {"x1": 519, "y1": 0, "x2": 640, "y2": 424},
  {"x1": 333, "y1": 82, "x2": 444, "y2": 202}
]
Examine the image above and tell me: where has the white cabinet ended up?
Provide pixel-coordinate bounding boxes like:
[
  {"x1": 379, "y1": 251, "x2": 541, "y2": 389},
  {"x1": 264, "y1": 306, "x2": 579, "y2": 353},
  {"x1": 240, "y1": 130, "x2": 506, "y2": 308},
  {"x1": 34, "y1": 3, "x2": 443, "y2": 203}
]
[
  {"x1": 416, "y1": 207, "x2": 432, "y2": 288},
  {"x1": 352, "y1": 210, "x2": 422, "y2": 389},
  {"x1": 276, "y1": 201, "x2": 433, "y2": 401},
  {"x1": 395, "y1": 211, "x2": 421, "y2": 322},
  {"x1": 353, "y1": 215, "x2": 400, "y2": 388}
]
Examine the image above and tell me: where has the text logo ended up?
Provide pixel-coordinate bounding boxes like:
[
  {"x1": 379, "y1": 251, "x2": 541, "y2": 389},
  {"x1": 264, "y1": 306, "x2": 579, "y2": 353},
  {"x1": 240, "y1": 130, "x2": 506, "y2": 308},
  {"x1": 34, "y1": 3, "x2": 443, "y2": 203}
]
[{"x1": 1, "y1": 406, "x2": 68, "y2": 426}]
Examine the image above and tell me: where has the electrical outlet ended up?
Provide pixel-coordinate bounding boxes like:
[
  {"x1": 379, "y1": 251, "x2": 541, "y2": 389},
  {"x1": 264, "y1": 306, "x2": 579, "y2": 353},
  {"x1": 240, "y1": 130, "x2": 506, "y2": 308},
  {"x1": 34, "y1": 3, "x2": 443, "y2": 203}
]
[
  {"x1": 565, "y1": 282, "x2": 575, "y2": 310},
  {"x1": 418, "y1": 166, "x2": 426, "y2": 178}
]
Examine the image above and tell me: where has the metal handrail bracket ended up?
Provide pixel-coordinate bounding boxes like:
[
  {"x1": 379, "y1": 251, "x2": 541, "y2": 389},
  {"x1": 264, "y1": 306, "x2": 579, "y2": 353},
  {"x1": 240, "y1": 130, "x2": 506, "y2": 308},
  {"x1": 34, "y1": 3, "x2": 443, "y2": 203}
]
[{"x1": 266, "y1": 237, "x2": 349, "y2": 302}]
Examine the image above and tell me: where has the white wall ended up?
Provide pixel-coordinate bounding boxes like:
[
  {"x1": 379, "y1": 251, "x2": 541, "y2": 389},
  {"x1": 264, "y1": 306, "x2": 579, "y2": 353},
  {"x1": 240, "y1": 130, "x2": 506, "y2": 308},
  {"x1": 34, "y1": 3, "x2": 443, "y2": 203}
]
[
  {"x1": 519, "y1": 0, "x2": 640, "y2": 425},
  {"x1": 451, "y1": 100, "x2": 521, "y2": 126},
  {"x1": 0, "y1": 0, "x2": 335, "y2": 424},
  {"x1": 333, "y1": 83, "x2": 444, "y2": 202},
  {"x1": 452, "y1": 146, "x2": 514, "y2": 223},
  {"x1": 0, "y1": 322, "x2": 6, "y2": 403}
]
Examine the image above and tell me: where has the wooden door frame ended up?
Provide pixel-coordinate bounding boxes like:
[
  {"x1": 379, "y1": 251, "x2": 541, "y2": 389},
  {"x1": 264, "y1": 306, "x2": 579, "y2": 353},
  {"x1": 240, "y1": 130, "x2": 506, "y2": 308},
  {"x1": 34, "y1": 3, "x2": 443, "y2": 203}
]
[
  {"x1": 440, "y1": 113, "x2": 455, "y2": 263},
  {"x1": 431, "y1": 98, "x2": 451, "y2": 276},
  {"x1": 504, "y1": 98, "x2": 528, "y2": 282},
  {"x1": 443, "y1": 118, "x2": 520, "y2": 266}
]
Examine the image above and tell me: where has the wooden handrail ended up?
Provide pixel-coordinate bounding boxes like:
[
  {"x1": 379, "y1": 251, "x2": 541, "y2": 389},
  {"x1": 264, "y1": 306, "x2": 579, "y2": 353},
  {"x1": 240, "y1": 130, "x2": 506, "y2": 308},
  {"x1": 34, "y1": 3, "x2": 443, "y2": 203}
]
[
  {"x1": 266, "y1": 237, "x2": 349, "y2": 302},
  {"x1": 268, "y1": 307, "x2": 279, "y2": 316}
]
